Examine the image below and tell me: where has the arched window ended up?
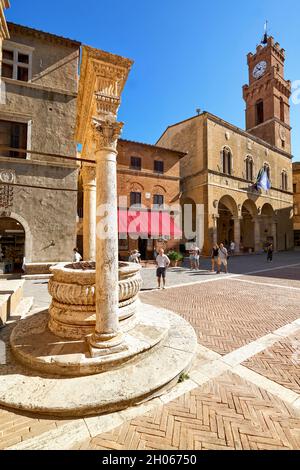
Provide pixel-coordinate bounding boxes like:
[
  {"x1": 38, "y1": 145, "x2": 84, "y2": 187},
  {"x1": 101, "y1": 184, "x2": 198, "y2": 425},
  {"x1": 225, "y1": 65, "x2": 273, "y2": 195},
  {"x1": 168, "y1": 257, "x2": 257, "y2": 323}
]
[
  {"x1": 222, "y1": 147, "x2": 232, "y2": 175},
  {"x1": 255, "y1": 100, "x2": 264, "y2": 125},
  {"x1": 281, "y1": 171, "x2": 288, "y2": 191},
  {"x1": 245, "y1": 156, "x2": 253, "y2": 181}
]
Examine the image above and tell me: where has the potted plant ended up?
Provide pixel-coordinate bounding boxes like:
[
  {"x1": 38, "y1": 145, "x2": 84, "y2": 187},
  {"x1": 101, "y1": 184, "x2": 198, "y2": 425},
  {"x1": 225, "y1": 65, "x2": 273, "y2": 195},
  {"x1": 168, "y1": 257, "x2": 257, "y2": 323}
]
[{"x1": 167, "y1": 250, "x2": 183, "y2": 267}]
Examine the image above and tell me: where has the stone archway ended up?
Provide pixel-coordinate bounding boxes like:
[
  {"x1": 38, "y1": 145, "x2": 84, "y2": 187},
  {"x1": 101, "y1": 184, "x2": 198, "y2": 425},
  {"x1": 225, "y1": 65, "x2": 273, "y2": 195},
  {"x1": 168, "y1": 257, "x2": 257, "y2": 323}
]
[
  {"x1": 217, "y1": 195, "x2": 238, "y2": 247},
  {"x1": 241, "y1": 199, "x2": 257, "y2": 253},
  {"x1": 0, "y1": 216, "x2": 25, "y2": 273},
  {"x1": 260, "y1": 203, "x2": 275, "y2": 249},
  {"x1": 4, "y1": 211, "x2": 33, "y2": 263}
]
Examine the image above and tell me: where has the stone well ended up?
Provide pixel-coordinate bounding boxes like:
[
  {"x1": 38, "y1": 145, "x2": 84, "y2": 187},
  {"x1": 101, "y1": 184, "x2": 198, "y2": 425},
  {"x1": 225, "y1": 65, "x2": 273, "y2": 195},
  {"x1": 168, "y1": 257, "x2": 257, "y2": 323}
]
[{"x1": 48, "y1": 261, "x2": 142, "y2": 339}]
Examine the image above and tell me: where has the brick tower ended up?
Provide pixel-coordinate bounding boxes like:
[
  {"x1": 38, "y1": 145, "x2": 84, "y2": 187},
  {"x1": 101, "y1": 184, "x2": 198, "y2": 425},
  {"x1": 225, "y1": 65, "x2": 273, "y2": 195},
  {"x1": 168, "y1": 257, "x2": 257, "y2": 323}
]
[{"x1": 243, "y1": 36, "x2": 292, "y2": 154}]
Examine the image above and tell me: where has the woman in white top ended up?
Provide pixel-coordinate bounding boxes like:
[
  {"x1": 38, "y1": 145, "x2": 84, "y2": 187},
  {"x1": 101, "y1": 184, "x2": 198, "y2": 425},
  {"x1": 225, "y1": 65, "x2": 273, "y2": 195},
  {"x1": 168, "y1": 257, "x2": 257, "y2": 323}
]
[{"x1": 73, "y1": 247, "x2": 82, "y2": 263}]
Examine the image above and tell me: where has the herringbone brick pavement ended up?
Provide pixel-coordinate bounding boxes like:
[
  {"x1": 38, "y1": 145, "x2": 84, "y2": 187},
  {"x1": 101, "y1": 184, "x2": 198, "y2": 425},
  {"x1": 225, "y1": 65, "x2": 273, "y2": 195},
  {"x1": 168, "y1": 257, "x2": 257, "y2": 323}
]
[
  {"x1": 243, "y1": 331, "x2": 300, "y2": 394},
  {"x1": 75, "y1": 372, "x2": 300, "y2": 450},
  {"x1": 240, "y1": 266, "x2": 300, "y2": 288},
  {"x1": 140, "y1": 279, "x2": 300, "y2": 355},
  {"x1": 0, "y1": 407, "x2": 71, "y2": 449}
]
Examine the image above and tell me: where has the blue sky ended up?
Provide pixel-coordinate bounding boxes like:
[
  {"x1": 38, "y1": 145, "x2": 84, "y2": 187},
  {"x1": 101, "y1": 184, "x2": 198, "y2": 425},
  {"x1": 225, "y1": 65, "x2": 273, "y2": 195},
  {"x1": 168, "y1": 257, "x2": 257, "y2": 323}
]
[{"x1": 6, "y1": 0, "x2": 300, "y2": 159}]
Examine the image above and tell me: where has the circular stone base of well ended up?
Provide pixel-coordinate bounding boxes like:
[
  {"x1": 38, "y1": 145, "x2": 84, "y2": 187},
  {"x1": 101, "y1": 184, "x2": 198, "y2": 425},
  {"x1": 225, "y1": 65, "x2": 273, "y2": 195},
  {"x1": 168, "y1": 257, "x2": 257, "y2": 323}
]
[
  {"x1": 10, "y1": 304, "x2": 168, "y2": 377},
  {"x1": 0, "y1": 304, "x2": 197, "y2": 417}
]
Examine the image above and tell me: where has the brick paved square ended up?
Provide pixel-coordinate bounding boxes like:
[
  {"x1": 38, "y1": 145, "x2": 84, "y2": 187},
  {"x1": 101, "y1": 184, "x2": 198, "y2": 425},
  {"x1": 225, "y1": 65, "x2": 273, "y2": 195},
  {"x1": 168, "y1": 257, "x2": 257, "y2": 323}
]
[
  {"x1": 76, "y1": 371, "x2": 300, "y2": 450},
  {"x1": 243, "y1": 331, "x2": 300, "y2": 394},
  {"x1": 140, "y1": 277, "x2": 300, "y2": 355}
]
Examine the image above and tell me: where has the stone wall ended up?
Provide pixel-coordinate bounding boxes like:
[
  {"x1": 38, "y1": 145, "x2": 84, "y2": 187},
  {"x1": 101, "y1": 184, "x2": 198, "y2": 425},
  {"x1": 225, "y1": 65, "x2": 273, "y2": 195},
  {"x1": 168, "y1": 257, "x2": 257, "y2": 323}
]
[
  {"x1": 0, "y1": 23, "x2": 80, "y2": 161},
  {"x1": 0, "y1": 24, "x2": 80, "y2": 268},
  {"x1": 157, "y1": 115, "x2": 205, "y2": 179},
  {"x1": 207, "y1": 116, "x2": 293, "y2": 192},
  {"x1": 0, "y1": 157, "x2": 78, "y2": 263},
  {"x1": 293, "y1": 163, "x2": 300, "y2": 237}
]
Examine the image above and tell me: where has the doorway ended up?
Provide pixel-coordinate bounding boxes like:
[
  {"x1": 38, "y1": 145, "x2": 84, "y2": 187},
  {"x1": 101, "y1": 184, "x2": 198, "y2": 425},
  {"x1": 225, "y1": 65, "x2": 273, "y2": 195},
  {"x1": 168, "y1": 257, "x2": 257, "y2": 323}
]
[
  {"x1": 0, "y1": 217, "x2": 25, "y2": 273},
  {"x1": 138, "y1": 237, "x2": 148, "y2": 260}
]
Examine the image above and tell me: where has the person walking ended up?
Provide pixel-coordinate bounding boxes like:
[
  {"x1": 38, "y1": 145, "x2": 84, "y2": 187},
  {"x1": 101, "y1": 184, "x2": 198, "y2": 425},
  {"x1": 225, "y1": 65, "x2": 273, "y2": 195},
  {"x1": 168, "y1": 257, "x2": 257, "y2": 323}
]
[
  {"x1": 217, "y1": 243, "x2": 228, "y2": 274},
  {"x1": 211, "y1": 243, "x2": 219, "y2": 272},
  {"x1": 194, "y1": 246, "x2": 201, "y2": 270},
  {"x1": 229, "y1": 240, "x2": 235, "y2": 256},
  {"x1": 267, "y1": 243, "x2": 273, "y2": 262},
  {"x1": 73, "y1": 247, "x2": 82, "y2": 263},
  {"x1": 156, "y1": 248, "x2": 170, "y2": 289},
  {"x1": 189, "y1": 248, "x2": 196, "y2": 270}
]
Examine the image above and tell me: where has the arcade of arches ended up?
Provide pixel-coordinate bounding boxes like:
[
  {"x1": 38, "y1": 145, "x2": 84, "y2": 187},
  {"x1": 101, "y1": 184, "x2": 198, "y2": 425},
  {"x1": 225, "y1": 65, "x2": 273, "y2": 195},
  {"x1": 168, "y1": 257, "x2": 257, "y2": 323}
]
[
  {"x1": 0, "y1": 217, "x2": 25, "y2": 273},
  {"x1": 215, "y1": 196, "x2": 278, "y2": 253},
  {"x1": 180, "y1": 194, "x2": 289, "y2": 254}
]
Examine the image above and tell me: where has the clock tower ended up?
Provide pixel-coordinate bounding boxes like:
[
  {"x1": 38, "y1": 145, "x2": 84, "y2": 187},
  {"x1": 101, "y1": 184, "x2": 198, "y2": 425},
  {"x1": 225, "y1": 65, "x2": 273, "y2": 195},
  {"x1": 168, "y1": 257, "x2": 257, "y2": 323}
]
[{"x1": 243, "y1": 36, "x2": 292, "y2": 154}]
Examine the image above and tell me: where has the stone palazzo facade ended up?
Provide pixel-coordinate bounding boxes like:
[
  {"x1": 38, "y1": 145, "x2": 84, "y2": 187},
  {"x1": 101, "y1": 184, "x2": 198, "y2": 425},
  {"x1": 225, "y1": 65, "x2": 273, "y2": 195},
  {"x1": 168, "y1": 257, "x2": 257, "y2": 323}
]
[
  {"x1": 157, "y1": 36, "x2": 293, "y2": 254},
  {"x1": 293, "y1": 162, "x2": 300, "y2": 249},
  {"x1": 77, "y1": 138, "x2": 184, "y2": 260},
  {"x1": 0, "y1": 23, "x2": 80, "y2": 273}
]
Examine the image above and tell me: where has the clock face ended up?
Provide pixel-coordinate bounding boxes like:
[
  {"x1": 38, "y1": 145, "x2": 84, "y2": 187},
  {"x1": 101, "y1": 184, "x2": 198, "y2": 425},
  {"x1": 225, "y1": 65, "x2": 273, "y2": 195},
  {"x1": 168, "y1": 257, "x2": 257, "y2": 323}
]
[
  {"x1": 253, "y1": 61, "x2": 267, "y2": 79},
  {"x1": 279, "y1": 126, "x2": 286, "y2": 141}
]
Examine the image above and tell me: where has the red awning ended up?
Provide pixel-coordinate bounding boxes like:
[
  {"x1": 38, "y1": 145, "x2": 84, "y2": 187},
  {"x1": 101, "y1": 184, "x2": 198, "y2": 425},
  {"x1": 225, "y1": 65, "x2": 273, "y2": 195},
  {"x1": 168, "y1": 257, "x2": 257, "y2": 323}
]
[{"x1": 118, "y1": 209, "x2": 182, "y2": 238}]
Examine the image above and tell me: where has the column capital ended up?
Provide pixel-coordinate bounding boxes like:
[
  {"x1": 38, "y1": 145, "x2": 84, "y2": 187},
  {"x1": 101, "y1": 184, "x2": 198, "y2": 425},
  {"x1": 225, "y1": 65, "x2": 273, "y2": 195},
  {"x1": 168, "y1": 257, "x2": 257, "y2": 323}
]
[
  {"x1": 91, "y1": 119, "x2": 123, "y2": 153},
  {"x1": 81, "y1": 163, "x2": 96, "y2": 185}
]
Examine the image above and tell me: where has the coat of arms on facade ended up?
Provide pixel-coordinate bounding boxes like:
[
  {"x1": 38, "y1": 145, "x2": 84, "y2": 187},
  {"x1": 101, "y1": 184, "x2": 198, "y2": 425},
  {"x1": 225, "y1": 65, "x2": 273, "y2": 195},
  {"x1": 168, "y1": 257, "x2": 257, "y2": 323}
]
[{"x1": 0, "y1": 169, "x2": 15, "y2": 209}]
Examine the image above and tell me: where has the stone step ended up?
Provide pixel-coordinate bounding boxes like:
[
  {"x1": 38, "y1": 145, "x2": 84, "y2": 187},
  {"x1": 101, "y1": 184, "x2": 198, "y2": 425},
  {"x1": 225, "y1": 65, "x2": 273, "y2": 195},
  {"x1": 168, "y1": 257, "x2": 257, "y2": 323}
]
[{"x1": 22, "y1": 274, "x2": 52, "y2": 280}]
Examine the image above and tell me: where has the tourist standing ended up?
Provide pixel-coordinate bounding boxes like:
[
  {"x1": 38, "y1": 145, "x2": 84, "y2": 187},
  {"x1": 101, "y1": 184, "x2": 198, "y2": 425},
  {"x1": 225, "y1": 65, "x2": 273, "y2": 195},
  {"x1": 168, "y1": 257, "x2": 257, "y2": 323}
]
[
  {"x1": 267, "y1": 243, "x2": 273, "y2": 262},
  {"x1": 217, "y1": 243, "x2": 228, "y2": 274},
  {"x1": 194, "y1": 246, "x2": 201, "y2": 270},
  {"x1": 73, "y1": 247, "x2": 82, "y2": 263},
  {"x1": 211, "y1": 244, "x2": 219, "y2": 272},
  {"x1": 129, "y1": 249, "x2": 141, "y2": 263},
  {"x1": 156, "y1": 248, "x2": 170, "y2": 289},
  {"x1": 229, "y1": 240, "x2": 235, "y2": 256},
  {"x1": 189, "y1": 248, "x2": 196, "y2": 270}
]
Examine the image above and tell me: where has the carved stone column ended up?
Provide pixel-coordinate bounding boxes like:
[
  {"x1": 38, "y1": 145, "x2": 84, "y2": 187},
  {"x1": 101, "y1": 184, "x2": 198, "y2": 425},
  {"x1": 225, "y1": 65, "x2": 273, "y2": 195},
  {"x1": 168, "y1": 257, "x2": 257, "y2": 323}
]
[
  {"x1": 254, "y1": 217, "x2": 261, "y2": 252},
  {"x1": 212, "y1": 214, "x2": 218, "y2": 245},
  {"x1": 233, "y1": 217, "x2": 242, "y2": 253},
  {"x1": 272, "y1": 222, "x2": 277, "y2": 251},
  {"x1": 88, "y1": 120, "x2": 125, "y2": 356},
  {"x1": 81, "y1": 164, "x2": 96, "y2": 261}
]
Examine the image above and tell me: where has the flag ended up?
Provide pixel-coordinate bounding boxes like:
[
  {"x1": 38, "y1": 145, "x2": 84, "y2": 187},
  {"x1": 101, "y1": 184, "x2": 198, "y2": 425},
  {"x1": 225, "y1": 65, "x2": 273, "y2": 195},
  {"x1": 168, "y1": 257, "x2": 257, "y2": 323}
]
[{"x1": 255, "y1": 168, "x2": 271, "y2": 192}]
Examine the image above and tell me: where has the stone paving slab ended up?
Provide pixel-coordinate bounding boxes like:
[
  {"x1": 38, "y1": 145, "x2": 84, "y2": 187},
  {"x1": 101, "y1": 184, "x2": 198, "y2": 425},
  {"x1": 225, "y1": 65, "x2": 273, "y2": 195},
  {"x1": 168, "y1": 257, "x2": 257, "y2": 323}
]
[{"x1": 75, "y1": 371, "x2": 300, "y2": 450}]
